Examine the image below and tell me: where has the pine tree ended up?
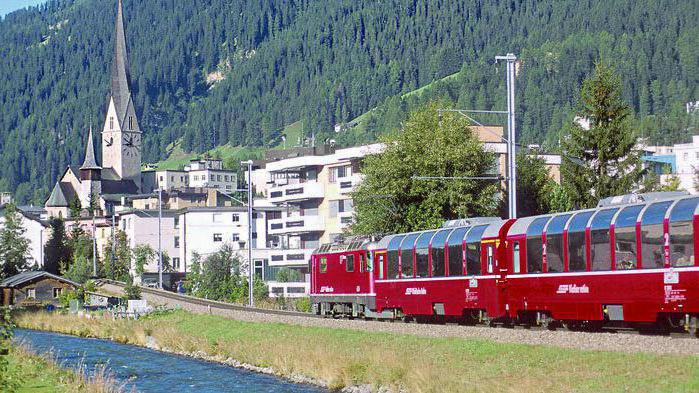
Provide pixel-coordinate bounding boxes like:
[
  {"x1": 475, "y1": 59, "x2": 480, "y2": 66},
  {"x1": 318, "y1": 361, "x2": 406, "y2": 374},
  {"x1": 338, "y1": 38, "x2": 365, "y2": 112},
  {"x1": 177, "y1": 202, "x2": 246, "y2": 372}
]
[
  {"x1": 0, "y1": 204, "x2": 30, "y2": 278},
  {"x1": 44, "y1": 218, "x2": 71, "y2": 275},
  {"x1": 513, "y1": 153, "x2": 557, "y2": 217},
  {"x1": 561, "y1": 62, "x2": 643, "y2": 209}
]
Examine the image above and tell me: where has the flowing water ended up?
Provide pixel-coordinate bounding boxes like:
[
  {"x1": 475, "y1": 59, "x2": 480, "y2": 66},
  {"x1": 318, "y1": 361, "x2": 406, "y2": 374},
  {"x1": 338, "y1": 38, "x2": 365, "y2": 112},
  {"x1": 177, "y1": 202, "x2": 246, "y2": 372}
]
[{"x1": 15, "y1": 329, "x2": 327, "y2": 392}]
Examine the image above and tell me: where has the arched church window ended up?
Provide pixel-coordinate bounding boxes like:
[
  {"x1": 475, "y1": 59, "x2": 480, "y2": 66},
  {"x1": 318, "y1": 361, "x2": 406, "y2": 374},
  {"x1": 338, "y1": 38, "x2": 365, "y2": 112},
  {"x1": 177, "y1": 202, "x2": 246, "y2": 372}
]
[
  {"x1": 110, "y1": 117, "x2": 114, "y2": 130},
  {"x1": 129, "y1": 116, "x2": 133, "y2": 130}
]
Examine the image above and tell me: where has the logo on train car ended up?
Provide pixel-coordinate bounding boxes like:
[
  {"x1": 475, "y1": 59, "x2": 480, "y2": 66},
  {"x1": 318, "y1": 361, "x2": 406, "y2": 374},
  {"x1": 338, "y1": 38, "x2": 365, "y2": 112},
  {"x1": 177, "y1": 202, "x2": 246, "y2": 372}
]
[
  {"x1": 405, "y1": 287, "x2": 427, "y2": 295},
  {"x1": 556, "y1": 284, "x2": 590, "y2": 294},
  {"x1": 465, "y1": 288, "x2": 478, "y2": 302},
  {"x1": 320, "y1": 286, "x2": 334, "y2": 293}
]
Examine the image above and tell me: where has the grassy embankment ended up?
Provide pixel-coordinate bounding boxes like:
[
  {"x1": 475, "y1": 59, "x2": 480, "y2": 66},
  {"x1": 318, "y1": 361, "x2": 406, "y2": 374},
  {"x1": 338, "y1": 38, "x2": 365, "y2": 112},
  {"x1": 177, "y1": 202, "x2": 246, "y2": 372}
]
[
  {"x1": 6, "y1": 344, "x2": 123, "y2": 393},
  {"x1": 15, "y1": 310, "x2": 699, "y2": 392}
]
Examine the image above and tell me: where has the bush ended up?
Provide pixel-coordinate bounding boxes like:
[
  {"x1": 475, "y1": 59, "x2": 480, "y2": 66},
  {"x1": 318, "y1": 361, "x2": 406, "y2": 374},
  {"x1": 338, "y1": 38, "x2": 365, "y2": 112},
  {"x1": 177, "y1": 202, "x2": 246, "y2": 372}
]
[
  {"x1": 294, "y1": 297, "x2": 311, "y2": 313},
  {"x1": 57, "y1": 289, "x2": 82, "y2": 308},
  {"x1": 123, "y1": 276, "x2": 142, "y2": 300}
]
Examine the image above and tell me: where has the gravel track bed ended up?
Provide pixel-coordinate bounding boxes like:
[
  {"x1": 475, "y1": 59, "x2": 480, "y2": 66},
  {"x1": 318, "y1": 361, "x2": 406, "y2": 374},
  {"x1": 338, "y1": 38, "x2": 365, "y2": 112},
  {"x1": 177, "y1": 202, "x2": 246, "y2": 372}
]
[{"x1": 101, "y1": 283, "x2": 699, "y2": 356}]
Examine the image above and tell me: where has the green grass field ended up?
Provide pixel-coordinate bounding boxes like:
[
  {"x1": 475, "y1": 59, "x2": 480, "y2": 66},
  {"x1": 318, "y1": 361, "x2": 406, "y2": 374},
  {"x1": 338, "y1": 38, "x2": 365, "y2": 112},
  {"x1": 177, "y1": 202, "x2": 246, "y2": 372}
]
[{"x1": 15, "y1": 310, "x2": 699, "y2": 392}]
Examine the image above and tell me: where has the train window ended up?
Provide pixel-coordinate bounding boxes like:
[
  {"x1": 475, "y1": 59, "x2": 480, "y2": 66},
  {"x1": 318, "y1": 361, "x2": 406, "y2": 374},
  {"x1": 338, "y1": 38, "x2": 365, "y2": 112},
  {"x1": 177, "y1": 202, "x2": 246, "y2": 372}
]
[
  {"x1": 487, "y1": 245, "x2": 494, "y2": 273},
  {"x1": 430, "y1": 229, "x2": 452, "y2": 277},
  {"x1": 359, "y1": 253, "x2": 365, "y2": 273},
  {"x1": 590, "y1": 208, "x2": 618, "y2": 271},
  {"x1": 669, "y1": 198, "x2": 699, "y2": 267},
  {"x1": 465, "y1": 225, "x2": 487, "y2": 275},
  {"x1": 526, "y1": 217, "x2": 550, "y2": 273},
  {"x1": 387, "y1": 235, "x2": 405, "y2": 279},
  {"x1": 320, "y1": 257, "x2": 327, "y2": 273},
  {"x1": 400, "y1": 233, "x2": 420, "y2": 278},
  {"x1": 415, "y1": 231, "x2": 435, "y2": 278},
  {"x1": 378, "y1": 254, "x2": 385, "y2": 278},
  {"x1": 641, "y1": 201, "x2": 672, "y2": 269},
  {"x1": 512, "y1": 242, "x2": 521, "y2": 273},
  {"x1": 346, "y1": 255, "x2": 355, "y2": 272},
  {"x1": 567, "y1": 211, "x2": 594, "y2": 271},
  {"x1": 447, "y1": 227, "x2": 469, "y2": 276},
  {"x1": 614, "y1": 205, "x2": 643, "y2": 270},
  {"x1": 545, "y1": 214, "x2": 571, "y2": 273}
]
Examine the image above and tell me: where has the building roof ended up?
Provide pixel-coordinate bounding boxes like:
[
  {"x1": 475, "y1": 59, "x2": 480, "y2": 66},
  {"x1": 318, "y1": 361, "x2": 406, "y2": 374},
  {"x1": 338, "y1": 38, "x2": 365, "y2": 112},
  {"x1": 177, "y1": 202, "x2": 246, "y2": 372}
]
[
  {"x1": 46, "y1": 182, "x2": 69, "y2": 207},
  {"x1": 102, "y1": 179, "x2": 139, "y2": 195},
  {"x1": 80, "y1": 125, "x2": 101, "y2": 170},
  {"x1": 110, "y1": 0, "x2": 133, "y2": 125},
  {"x1": 0, "y1": 270, "x2": 79, "y2": 288}
]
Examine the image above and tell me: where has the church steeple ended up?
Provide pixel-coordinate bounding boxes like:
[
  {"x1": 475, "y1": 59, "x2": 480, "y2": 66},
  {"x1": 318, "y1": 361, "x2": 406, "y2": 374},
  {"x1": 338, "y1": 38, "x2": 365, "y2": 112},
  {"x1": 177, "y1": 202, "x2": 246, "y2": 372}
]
[
  {"x1": 80, "y1": 124, "x2": 101, "y2": 171},
  {"x1": 110, "y1": 0, "x2": 132, "y2": 124}
]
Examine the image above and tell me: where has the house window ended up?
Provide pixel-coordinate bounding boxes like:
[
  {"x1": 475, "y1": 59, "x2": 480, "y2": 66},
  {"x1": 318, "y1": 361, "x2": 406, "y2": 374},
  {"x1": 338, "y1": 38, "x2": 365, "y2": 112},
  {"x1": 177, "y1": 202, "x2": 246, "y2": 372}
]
[
  {"x1": 225, "y1": 175, "x2": 229, "y2": 182},
  {"x1": 27, "y1": 288, "x2": 36, "y2": 299},
  {"x1": 53, "y1": 288, "x2": 62, "y2": 298},
  {"x1": 217, "y1": 175, "x2": 222, "y2": 181},
  {"x1": 174, "y1": 236, "x2": 180, "y2": 248},
  {"x1": 254, "y1": 259, "x2": 264, "y2": 279},
  {"x1": 174, "y1": 216, "x2": 180, "y2": 228},
  {"x1": 231, "y1": 234, "x2": 239, "y2": 242},
  {"x1": 232, "y1": 214, "x2": 240, "y2": 222},
  {"x1": 202, "y1": 175, "x2": 207, "y2": 181},
  {"x1": 213, "y1": 233, "x2": 223, "y2": 242},
  {"x1": 172, "y1": 257, "x2": 181, "y2": 270}
]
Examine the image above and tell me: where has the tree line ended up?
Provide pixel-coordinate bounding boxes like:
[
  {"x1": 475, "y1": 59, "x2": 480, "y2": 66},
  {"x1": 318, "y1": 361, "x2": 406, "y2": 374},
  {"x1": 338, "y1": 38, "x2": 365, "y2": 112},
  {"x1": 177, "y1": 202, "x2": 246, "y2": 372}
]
[{"x1": 0, "y1": 0, "x2": 695, "y2": 204}]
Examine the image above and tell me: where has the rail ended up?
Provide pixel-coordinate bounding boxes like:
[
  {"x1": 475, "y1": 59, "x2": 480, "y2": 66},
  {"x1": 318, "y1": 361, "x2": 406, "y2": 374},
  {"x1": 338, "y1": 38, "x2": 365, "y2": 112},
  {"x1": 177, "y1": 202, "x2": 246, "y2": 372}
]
[{"x1": 96, "y1": 279, "x2": 322, "y2": 319}]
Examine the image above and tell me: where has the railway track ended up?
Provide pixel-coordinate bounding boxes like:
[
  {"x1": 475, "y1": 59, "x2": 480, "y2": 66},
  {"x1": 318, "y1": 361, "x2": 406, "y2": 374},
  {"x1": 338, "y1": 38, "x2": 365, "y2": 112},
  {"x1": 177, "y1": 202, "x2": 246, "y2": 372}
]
[{"x1": 96, "y1": 279, "x2": 322, "y2": 319}]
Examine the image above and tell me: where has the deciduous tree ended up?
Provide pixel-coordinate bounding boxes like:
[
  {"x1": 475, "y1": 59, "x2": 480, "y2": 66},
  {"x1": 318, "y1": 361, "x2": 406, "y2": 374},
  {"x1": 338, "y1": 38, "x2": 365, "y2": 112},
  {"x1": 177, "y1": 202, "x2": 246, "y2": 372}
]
[{"x1": 352, "y1": 103, "x2": 499, "y2": 235}]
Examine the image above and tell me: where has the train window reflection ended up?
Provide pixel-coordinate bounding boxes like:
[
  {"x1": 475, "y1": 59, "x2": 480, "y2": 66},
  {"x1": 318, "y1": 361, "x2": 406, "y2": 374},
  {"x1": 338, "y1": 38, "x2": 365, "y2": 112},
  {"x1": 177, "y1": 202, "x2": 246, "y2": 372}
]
[
  {"x1": 590, "y1": 208, "x2": 618, "y2": 271},
  {"x1": 430, "y1": 229, "x2": 452, "y2": 277},
  {"x1": 447, "y1": 227, "x2": 469, "y2": 276},
  {"x1": 386, "y1": 235, "x2": 404, "y2": 279},
  {"x1": 526, "y1": 217, "x2": 550, "y2": 273},
  {"x1": 399, "y1": 233, "x2": 420, "y2": 278},
  {"x1": 669, "y1": 198, "x2": 699, "y2": 267},
  {"x1": 641, "y1": 202, "x2": 672, "y2": 269},
  {"x1": 415, "y1": 231, "x2": 435, "y2": 277},
  {"x1": 614, "y1": 205, "x2": 643, "y2": 270},
  {"x1": 567, "y1": 211, "x2": 594, "y2": 271},
  {"x1": 545, "y1": 214, "x2": 571, "y2": 273},
  {"x1": 466, "y1": 225, "x2": 487, "y2": 275}
]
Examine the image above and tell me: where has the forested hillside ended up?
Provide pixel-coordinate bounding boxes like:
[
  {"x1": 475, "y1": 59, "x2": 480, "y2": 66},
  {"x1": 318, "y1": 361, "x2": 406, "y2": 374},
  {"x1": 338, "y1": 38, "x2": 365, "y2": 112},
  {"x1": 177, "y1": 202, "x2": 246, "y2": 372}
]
[{"x1": 0, "y1": 0, "x2": 697, "y2": 204}]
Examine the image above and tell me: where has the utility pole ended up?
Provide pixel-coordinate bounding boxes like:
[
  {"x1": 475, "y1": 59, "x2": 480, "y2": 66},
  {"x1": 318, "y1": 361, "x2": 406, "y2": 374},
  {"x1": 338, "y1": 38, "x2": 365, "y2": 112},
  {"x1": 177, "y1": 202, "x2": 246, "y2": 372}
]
[
  {"x1": 158, "y1": 188, "x2": 163, "y2": 289},
  {"x1": 111, "y1": 213, "x2": 116, "y2": 274},
  {"x1": 495, "y1": 53, "x2": 518, "y2": 219},
  {"x1": 92, "y1": 212, "x2": 97, "y2": 277},
  {"x1": 241, "y1": 160, "x2": 255, "y2": 307}
]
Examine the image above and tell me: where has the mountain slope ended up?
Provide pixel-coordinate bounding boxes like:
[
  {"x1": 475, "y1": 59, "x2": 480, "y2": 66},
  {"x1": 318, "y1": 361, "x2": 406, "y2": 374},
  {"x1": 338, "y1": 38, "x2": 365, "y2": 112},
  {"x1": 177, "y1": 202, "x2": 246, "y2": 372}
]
[{"x1": 0, "y1": 0, "x2": 697, "y2": 203}]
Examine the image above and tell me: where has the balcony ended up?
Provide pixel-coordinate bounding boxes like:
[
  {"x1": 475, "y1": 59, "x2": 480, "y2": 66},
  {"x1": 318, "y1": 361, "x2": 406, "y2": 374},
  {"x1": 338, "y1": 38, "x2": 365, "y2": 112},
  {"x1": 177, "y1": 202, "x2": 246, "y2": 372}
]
[
  {"x1": 268, "y1": 248, "x2": 315, "y2": 265},
  {"x1": 337, "y1": 174, "x2": 363, "y2": 195},
  {"x1": 268, "y1": 181, "x2": 324, "y2": 202},
  {"x1": 269, "y1": 215, "x2": 325, "y2": 235}
]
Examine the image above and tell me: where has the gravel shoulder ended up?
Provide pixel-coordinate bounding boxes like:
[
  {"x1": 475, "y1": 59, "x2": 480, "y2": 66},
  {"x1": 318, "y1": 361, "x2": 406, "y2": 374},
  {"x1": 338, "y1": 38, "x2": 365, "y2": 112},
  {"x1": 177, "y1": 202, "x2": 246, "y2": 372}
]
[{"x1": 101, "y1": 283, "x2": 699, "y2": 356}]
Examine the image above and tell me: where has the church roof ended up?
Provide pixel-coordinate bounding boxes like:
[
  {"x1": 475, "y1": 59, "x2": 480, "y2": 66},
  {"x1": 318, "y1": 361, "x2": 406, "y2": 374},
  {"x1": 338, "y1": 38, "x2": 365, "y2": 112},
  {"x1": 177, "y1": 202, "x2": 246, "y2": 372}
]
[
  {"x1": 46, "y1": 182, "x2": 69, "y2": 207},
  {"x1": 102, "y1": 179, "x2": 139, "y2": 195},
  {"x1": 110, "y1": 0, "x2": 133, "y2": 125},
  {"x1": 80, "y1": 125, "x2": 101, "y2": 170}
]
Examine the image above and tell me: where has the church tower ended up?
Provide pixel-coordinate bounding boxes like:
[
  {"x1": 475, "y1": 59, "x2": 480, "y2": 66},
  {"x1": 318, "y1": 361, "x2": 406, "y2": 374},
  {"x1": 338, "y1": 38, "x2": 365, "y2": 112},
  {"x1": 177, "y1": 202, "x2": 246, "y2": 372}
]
[
  {"x1": 79, "y1": 125, "x2": 102, "y2": 210},
  {"x1": 102, "y1": 0, "x2": 142, "y2": 190}
]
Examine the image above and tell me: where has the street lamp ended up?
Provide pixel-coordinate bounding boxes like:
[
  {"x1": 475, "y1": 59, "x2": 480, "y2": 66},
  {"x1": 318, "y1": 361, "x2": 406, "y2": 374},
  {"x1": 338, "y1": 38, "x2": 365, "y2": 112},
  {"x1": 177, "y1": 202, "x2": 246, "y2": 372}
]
[{"x1": 240, "y1": 160, "x2": 255, "y2": 307}]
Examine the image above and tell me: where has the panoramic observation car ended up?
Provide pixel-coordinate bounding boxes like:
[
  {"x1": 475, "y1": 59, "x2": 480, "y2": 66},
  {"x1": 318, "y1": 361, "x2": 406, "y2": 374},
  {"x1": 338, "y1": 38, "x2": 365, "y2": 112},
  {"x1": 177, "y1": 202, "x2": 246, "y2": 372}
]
[{"x1": 310, "y1": 192, "x2": 699, "y2": 335}]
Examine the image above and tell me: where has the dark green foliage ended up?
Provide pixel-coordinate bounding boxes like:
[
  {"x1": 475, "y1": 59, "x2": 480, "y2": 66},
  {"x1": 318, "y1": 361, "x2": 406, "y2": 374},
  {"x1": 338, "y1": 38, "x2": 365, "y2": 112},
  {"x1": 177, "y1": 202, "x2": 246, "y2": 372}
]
[
  {"x1": 101, "y1": 230, "x2": 131, "y2": 281},
  {"x1": 561, "y1": 63, "x2": 643, "y2": 209},
  {"x1": 0, "y1": 204, "x2": 30, "y2": 279},
  {"x1": 63, "y1": 255, "x2": 92, "y2": 284},
  {"x1": 64, "y1": 225, "x2": 94, "y2": 275},
  {"x1": 352, "y1": 103, "x2": 499, "y2": 235},
  {"x1": 187, "y1": 246, "x2": 267, "y2": 303},
  {"x1": 0, "y1": 307, "x2": 18, "y2": 392},
  {"x1": 0, "y1": 1, "x2": 696, "y2": 204},
  {"x1": 43, "y1": 217, "x2": 70, "y2": 275},
  {"x1": 512, "y1": 153, "x2": 557, "y2": 217},
  {"x1": 123, "y1": 275, "x2": 141, "y2": 300}
]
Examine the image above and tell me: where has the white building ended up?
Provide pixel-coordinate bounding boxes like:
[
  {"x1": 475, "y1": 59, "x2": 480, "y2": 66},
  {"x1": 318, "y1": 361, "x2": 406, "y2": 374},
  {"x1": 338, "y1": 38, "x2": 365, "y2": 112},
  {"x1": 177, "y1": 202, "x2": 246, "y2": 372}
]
[
  {"x1": 141, "y1": 158, "x2": 238, "y2": 193},
  {"x1": 0, "y1": 207, "x2": 49, "y2": 269},
  {"x1": 641, "y1": 135, "x2": 699, "y2": 194},
  {"x1": 116, "y1": 209, "x2": 180, "y2": 280}
]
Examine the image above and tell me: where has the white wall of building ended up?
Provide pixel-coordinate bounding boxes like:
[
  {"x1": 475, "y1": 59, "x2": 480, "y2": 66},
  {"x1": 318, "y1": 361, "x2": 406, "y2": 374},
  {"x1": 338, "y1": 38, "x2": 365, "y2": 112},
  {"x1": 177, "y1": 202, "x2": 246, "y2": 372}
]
[{"x1": 117, "y1": 211, "x2": 179, "y2": 275}]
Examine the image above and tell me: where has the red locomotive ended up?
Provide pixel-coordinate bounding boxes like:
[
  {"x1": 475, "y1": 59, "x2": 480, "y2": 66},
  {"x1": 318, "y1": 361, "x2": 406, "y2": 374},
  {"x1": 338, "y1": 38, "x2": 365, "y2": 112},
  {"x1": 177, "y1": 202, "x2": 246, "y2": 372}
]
[{"x1": 310, "y1": 193, "x2": 699, "y2": 334}]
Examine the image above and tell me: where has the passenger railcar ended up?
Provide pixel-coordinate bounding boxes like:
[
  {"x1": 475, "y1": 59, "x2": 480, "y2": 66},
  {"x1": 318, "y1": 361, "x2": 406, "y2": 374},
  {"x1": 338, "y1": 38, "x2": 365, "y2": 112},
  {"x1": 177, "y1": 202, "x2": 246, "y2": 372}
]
[{"x1": 310, "y1": 193, "x2": 699, "y2": 335}]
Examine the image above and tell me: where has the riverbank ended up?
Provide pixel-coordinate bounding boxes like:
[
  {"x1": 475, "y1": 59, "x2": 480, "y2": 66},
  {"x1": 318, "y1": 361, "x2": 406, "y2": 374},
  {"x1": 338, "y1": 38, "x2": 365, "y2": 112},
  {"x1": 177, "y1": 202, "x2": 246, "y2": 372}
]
[
  {"x1": 15, "y1": 310, "x2": 699, "y2": 392},
  {"x1": 6, "y1": 344, "x2": 123, "y2": 392}
]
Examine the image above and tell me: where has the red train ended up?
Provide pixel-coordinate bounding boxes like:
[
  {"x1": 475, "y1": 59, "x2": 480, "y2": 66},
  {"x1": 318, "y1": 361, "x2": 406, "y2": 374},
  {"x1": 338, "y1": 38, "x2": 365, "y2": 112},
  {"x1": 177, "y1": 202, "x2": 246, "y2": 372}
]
[{"x1": 310, "y1": 193, "x2": 699, "y2": 334}]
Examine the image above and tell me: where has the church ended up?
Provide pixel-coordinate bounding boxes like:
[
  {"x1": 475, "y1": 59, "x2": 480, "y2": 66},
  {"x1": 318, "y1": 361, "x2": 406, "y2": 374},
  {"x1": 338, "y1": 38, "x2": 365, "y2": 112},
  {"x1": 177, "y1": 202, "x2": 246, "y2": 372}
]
[{"x1": 45, "y1": 0, "x2": 143, "y2": 218}]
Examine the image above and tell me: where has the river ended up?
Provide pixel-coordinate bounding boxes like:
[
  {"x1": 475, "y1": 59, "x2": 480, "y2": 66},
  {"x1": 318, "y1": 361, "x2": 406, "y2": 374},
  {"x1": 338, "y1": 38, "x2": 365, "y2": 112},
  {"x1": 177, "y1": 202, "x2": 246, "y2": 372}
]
[{"x1": 14, "y1": 329, "x2": 327, "y2": 392}]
